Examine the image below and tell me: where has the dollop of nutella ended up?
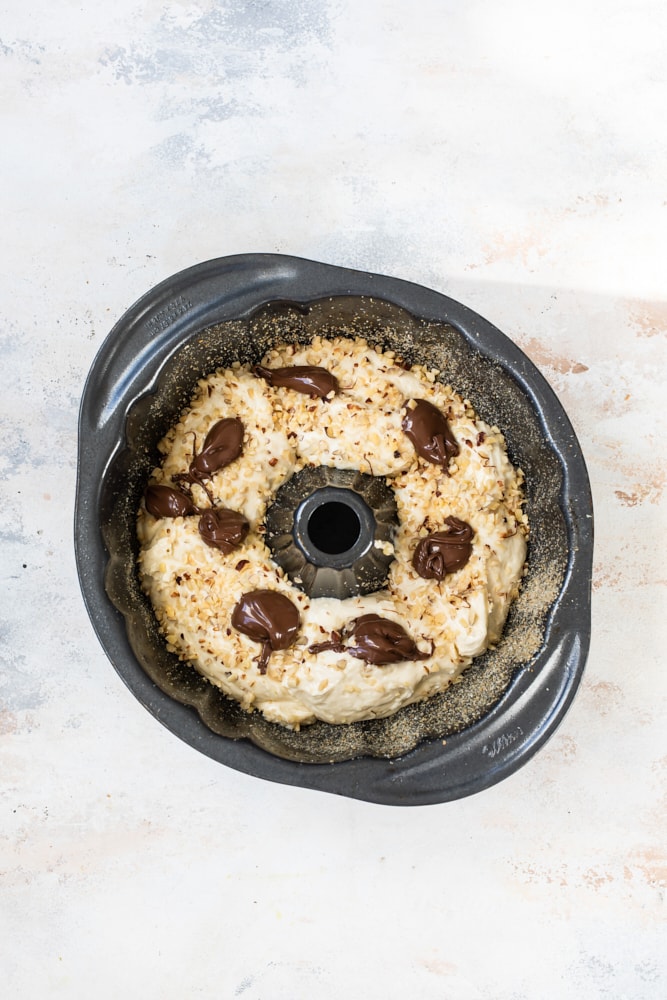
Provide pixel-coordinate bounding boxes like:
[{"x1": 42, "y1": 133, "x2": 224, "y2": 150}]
[
  {"x1": 231, "y1": 590, "x2": 300, "y2": 674},
  {"x1": 253, "y1": 364, "x2": 339, "y2": 400},
  {"x1": 402, "y1": 399, "x2": 459, "y2": 468},
  {"x1": 173, "y1": 417, "x2": 244, "y2": 500},
  {"x1": 144, "y1": 484, "x2": 198, "y2": 518},
  {"x1": 198, "y1": 508, "x2": 249, "y2": 554},
  {"x1": 309, "y1": 614, "x2": 432, "y2": 666},
  {"x1": 412, "y1": 517, "x2": 474, "y2": 579},
  {"x1": 192, "y1": 417, "x2": 244, "y2": 475}
]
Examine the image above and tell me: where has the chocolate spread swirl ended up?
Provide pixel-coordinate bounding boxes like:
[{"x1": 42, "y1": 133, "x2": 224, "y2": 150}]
[
  {"x1": 144, "y1": 484, "x2": 198, "y2": 518},
  {"x1": 173, "y1": 417, "x2": 244, "y2": 501},
  {"x1": 198, "y1": 508, "x2": 249, "y2": 554},
  {"x1": 253, "y1": 364, "x2": 339, "y2": 399},
  {"x1": 309, "y1": 614, "x2": 432, "y2": 666},
  {"x1": 231, "y1": 589, "x2": 300, "y2": 674},
  {"x1": 402, "y1": 399, "x2": 459, "y2": 468},
  {"x1": 412, "y1": 517, "x2": 474, "y2": 578}
]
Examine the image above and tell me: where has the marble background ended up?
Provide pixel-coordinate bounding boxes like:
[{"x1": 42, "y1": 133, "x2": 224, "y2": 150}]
[{"x1": 2, "y1": 1, "x2": 665, "y2": 997}]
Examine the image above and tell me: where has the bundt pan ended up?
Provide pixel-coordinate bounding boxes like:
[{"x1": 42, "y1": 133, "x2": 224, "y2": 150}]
[{"x1": 75, "y1": 254, "x2": 593, "y2": 805}]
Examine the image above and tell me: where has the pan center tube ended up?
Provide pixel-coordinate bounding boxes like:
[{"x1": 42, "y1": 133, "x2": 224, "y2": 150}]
[
  {"x1": 264, "y1": 467, "x2": 398, "y2": 599},
  {"x1": 294, "y1": 488, "x2": 373, "y2": 567}
]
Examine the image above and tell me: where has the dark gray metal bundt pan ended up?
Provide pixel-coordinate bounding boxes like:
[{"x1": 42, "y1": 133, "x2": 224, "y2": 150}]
[{"x1": 75, "y1": 254, "x2": 593, "y2": 805}]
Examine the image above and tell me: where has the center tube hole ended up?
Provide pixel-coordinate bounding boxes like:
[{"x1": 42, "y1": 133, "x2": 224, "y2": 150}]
[{"x1": 307, "y1": 501, "x2": 361, "y2": 555}]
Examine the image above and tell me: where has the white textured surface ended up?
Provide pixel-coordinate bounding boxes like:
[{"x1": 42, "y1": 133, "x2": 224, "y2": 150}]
[{"x1": 1, "y1": 2, "x2": 665, "y2": 997}]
